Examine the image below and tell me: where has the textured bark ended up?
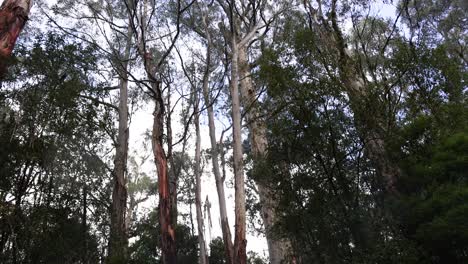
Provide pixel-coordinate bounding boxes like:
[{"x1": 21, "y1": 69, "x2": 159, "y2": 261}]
[
  {"x1": 230, "y1": 35, "x2": 247, "y2": 264},
  {"x1": 137, "y1": 0, "x2": 178, "y2": 261},
  {"x1": 304, "y1": 0, "x2": 401, "y2": 193},
  {"x1": 107, "y1": 24, "x2": 132, "y2": 264},
  {"x1": 152, "y1": 94, "x2": 177, "y2": 264},
  {"x1": 342, "y1": 75, "x2": 401, "y2": 193},
  {"x1": 331, "y1": 4, "x2": 401, "y2": 192},
  {"x1": 0, "y1": 0, "x2": 32, "y2": 76},
  {"x1": 238, "y1": 47, "x2": 291, "y2": 264},
  {"x1": 194, "y1": 90, "x2": 208, "y2": 264},
  {"x1": 200, "y1": 10, "x2": 234, "y2": 264},
  {"x1": 166, "y1": 89, "x2": 179, "y2": 225}
]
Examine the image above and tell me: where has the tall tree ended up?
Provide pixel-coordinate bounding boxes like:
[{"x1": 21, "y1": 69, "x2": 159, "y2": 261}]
[
  {"x1": 197, "y1": 3, "x2": 235, "y2": 262},
  {"x1": 127, "y1": 0, "x2": 195, "y2": 262},
  {"x1": 194, "y1": 84, "x2": 208, "y2": 264},
  {"x1": 215, "y1": 1, "x2": 267, "y2": 261},
  {"x1": 234, "y1": 1, "x2": 295, "y2": 261},
  {"x1": 108, "y1": 23, "x2": 132, "y2": 264},
  {"x1": 302, "y1": 0, "x2": 402, "y2": 193}
]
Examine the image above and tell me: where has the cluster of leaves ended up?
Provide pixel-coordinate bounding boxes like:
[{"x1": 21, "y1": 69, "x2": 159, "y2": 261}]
[
  {"x1": 253, "y1": 2, "x2": 467, "y2": 263},
  {"x1": 0, "y1": 33, "x2": 113, "y2": 263}
]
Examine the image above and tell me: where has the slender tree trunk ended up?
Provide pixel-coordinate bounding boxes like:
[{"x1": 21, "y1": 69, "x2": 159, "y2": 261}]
[
  {"x1": 194, "y1": 88, "x2": 208, "y2": 264},
  {"x1": 152, "y1": 83, "x2": 177, "y2": 264},
  {"x1": 200, "y1": 11, "x2": 234, "y2": 263},
  {"x1": 0, "y1": 0, "x2": 33, "y2": 77},
  {"x1": 238, "y1": 47, "x2": 291, "y2": 263},
  {"x1": 166, "y1": 87, "x2": 179, "y2": 225},
  {"x1": 136, "y1": 0, "x2": 177, "y2": 261},
  {"x1": 230, "y1": 36, "x2": 247, "y2": 264},
  {"x1": 107, "y1": 24, "x2": 132, "y2": 264}
]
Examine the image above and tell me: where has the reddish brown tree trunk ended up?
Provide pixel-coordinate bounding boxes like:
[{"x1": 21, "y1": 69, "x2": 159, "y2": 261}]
[
  {"x1": 152, "y1": 95, "x2": 177, "y2": 264},
  {"x1": 0, "y1": 0, "x2": 32, "y2": 76}
]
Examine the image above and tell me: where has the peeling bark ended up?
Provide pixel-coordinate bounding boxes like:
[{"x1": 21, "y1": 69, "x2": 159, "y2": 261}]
[
  {"x1": 136, "y1": 0, "x2": 178, "y2": 261},
  {"x1": 152, "y1": 94, "x2": 177, "y2": 264},
  {"x1": 0, "y1": 0, "x2": 32, "y2": 76}
]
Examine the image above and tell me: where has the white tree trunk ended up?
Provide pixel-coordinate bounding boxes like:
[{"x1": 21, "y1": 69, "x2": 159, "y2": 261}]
[
  {"x1": 200, "y1": 19, "x2": 235, "y2": 262},
  {"x1": 194, "y1": 90, "x2": 208, "y2": 264},
  {"x1": 230, "y1": 36, "x2": 247, "y2": 264}
]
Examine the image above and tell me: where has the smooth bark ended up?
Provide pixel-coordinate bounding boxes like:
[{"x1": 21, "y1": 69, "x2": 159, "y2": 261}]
[
  {"x1": 230, "y1": 34, "x2": 247, "y2": 264},
  {"x1": 200, "y1": 10, "x2": 234, "y2": 264},
  {"x1": 194, "y1": 88, "x2": 208, "y2": 264}
]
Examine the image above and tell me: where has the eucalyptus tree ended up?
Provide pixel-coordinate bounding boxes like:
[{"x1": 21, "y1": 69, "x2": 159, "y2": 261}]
[
  {"x1": 0, "y1": 0, "x2": 33, "y2": 77},
  {"x1": 234, "y1": 2, "x2": 296, "y2": 262},
  {"x1": 216, "y1": 0, "x2": 251, "y2": 260},
  {"x1": 212, "y1": 0, "x2": 296, "y2": 262},
  {"x1": 175, "y1": 37, "x2": 210, "y2": 264},
  {"x1": 177, "y1": 1, "x2": 235, "y2": 262},
  {"x1": 297, "y1": 0, "x2": 408, "y2": 193},
  {"x1": 47, "y1": 1, "x2": 139, "y2": 261},
  {"x1": 194, "y1": 80, "x2": 208, "y2": 264},
  {"x1": 124, "y1": 0, "x2": 196, "y2": 262},
  {"x1": 0, "y1": 33, "x2": 114, "y2": 263}
]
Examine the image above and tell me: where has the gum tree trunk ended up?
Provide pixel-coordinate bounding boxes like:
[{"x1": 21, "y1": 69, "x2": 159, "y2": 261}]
[
  {"x1": 329, "y1": 6, "x2": 401, "y2": 193},
  {"x1": 238, "y1": 47, "x2": 291, "y2": 264},
  {"x1": 230, "y1": 33, "x2": 247, "y2": 264},
  {"x1": 194, "y1": 88, "x2": 208, "y2": 264},
  {"x1": 0, "y1": 0, "x2": 33, "y2": 76},
  {"x1": 200, "y1": 10, "x2": 234, "y2": 264},
  {"x1": 303, "y1": 0, "x2": 401, "y2": 193},
  {"x1": 108, "y1": 25, "x2": 132, "y2": 264},
  {"x1": 152, "y1": 90, "x2": 177, "y2": 264}
]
